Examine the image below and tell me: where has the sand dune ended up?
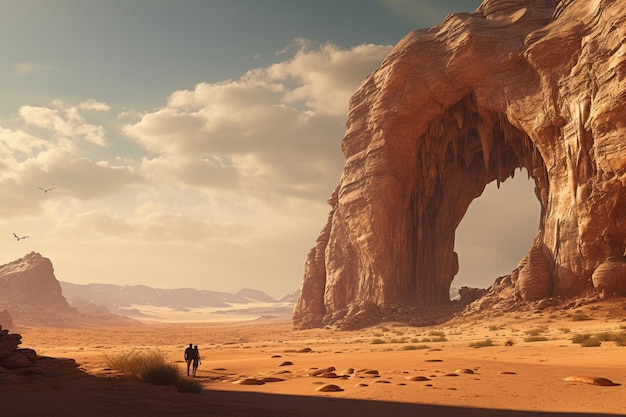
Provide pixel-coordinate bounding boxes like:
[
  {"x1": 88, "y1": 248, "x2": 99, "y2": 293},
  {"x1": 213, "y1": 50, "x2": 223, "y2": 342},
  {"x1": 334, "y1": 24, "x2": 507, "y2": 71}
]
[{"x1": 2, "y1": 300, "x2": 625, "y2": 416}]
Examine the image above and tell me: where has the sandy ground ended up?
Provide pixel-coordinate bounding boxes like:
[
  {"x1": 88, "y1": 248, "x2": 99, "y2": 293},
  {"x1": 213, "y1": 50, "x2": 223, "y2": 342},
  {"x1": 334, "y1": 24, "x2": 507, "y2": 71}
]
[{"x1": 2, "y1": 300, "x2": 626, "y2": 417}]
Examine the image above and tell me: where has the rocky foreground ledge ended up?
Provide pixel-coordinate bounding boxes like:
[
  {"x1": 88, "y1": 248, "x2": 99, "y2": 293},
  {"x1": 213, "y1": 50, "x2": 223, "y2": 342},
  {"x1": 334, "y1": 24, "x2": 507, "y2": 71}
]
[{"x1": 0, "y1": 325, "x2": 81, "y2": 383}]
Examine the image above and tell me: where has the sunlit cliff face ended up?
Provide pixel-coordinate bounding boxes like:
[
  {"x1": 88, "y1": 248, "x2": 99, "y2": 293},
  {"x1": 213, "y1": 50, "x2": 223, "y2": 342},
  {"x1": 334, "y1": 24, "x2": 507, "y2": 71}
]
[{"x1": 294, "y1": 0, "x2": 626, "y2": 329}]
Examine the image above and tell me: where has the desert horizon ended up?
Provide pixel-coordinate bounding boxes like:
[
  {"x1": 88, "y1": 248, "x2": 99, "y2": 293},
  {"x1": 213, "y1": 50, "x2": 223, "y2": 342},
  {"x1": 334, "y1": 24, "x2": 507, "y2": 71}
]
[{"x1": 2, "y1": 297, "x2": 624, "y2": 417}]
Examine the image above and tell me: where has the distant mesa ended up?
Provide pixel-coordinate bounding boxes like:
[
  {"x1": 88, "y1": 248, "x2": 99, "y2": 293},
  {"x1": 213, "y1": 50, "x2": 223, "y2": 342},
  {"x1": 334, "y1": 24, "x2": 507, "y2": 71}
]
[
  {"x1": 293, "y1": 0, "x2": 626, "y2": 329},
  {"x1": 0, "y1": 252, "x2": 132, "y2": 327}
]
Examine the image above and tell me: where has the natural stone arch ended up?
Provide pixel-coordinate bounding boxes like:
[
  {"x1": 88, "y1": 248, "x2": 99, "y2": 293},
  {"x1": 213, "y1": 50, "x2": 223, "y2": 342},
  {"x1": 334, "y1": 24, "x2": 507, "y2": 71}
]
[{"x1": 293, "y1": 0, "x2": 626, "y2": 329}]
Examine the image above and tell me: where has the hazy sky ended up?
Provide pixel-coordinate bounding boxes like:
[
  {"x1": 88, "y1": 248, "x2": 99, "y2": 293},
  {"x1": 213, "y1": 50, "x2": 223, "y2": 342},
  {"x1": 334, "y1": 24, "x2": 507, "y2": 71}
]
[{"x1": 0, "y1": 0, "x2": 540, "y2": 298}]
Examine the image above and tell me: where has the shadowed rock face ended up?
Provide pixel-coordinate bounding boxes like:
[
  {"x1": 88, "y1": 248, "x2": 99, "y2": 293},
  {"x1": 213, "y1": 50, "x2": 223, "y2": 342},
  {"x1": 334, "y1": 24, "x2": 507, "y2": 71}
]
[
  {"x1": 293, "y1": 0, "x2": 626, "y2": 329},
  {"x1": 0, "y1": 252, "x2": 76, "y2": 325}
]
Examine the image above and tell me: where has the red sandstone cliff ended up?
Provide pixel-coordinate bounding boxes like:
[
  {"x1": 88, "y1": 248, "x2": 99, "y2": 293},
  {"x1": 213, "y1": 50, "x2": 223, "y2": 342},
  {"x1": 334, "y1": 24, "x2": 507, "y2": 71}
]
[{"x1": 294, "y1": 0, "x2": 626, "y2": 329}]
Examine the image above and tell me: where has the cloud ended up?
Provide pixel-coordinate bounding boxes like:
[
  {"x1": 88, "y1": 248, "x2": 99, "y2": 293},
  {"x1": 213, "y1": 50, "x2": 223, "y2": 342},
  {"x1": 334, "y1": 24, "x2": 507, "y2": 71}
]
[
  {"x1": 123, "y1": 41, "x2": 392, "y2": 205},
  {"x1": 14, "y1": 62, "x2": 48, "y2": 76},
  {"x1": 79, "y1": 99, "x2": 111, "y2": 112},
  {"x1": 19, "y1": 102, "x2": 109, "y2": 146}
]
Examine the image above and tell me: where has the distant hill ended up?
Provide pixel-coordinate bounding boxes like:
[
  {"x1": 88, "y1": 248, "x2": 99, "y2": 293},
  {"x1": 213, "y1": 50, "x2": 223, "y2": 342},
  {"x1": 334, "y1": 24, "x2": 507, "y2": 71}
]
[{"x1": 60, "y1": 282, "x2": 299, "y2": 321}]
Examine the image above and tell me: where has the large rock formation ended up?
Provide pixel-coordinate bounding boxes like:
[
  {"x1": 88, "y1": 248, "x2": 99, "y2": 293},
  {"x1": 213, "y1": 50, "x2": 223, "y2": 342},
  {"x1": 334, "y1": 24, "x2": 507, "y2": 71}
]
[
  {"x1": 0, "y1": 324, "x2": 80, "y2": 383},
  {"x1": 294, "y1": 0, "x2": 626, "y2": 329},
  {"x1": 0, "y1": 252, "x2": 77, "y2": 326}
]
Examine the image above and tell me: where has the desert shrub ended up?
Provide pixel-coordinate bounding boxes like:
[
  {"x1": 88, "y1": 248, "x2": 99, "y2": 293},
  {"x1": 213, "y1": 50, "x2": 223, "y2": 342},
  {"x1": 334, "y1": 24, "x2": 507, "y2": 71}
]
[
  {"x1": 525, "y1": 327, "x2": 547, "y2": 336},
  {"x1": 103, "y1": 349, "x2": 169, "y2": 378},
  {"x1": 592, "y1": 331, "x2": 626, "y2": 346},
  {"x1": 429, "y1": 330, "x2": 446, "y2": 338},
  {"x1": 398, "y1": 344, "x2": 430, "y2": 351},
  {"x1": 410, "y1": 338, "x2": 420, "y2": 343},
  {"x1": 177, "y1": 377, "x2": 203, "y2": 393},
  {"x1": 558, "y1": 328, "x2": 571, "y2": 333},
  {"x1": 523, "y1": 336, "x2": 549, "y2": 342},
  {"x1": 469, "y1": 339, "x2": 494, "y2": 348},
  {"x1": 570, "y1": 313, "x2": 592, "y2": 321},
  {"x1": 371, "y1": 338, "x2": 386, "y2": 344},
  {"x1": 488, "y1": 325, "x2": 499, "y2": 331},
  {"x1": 421, "y1": 337, "x2": 432, "y2": 343},
  {"x1": 580, "y1": 336, "x2": 602, "y2": 347},
  {"x1": 571, "y1": 334, "x2": 601, "y2": 347},
  {"x1": 141, "y1": 363, "x2": 181, "y2": 385},
  {"x1": 389, "y1": 338, "x2": 407, "y2": 344}
]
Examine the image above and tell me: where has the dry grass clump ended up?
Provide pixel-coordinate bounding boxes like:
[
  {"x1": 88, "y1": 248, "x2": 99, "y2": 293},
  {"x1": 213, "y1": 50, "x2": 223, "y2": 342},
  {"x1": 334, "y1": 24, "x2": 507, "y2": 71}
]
[
  {"x1": 469, "y1": 339, "x2": 494, "y2": 348},
  {"x1": 103, "y1": 349, "x2": 169, "y2": 377},
  {"x1": 571, "y1": 331, "x2": 626, "y2": 347},
  {"x1": 103, "y1": 349, "x2": 202, "y2": 393}
]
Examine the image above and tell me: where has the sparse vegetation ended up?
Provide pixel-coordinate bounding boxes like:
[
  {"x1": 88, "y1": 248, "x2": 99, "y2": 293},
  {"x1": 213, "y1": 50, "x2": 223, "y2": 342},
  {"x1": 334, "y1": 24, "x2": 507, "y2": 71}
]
[
  {"x1": 398, "y1": 344, "x2": 430, "y2": 351},
  {"x1": 570, "y1": 313, "x2": 592, "y2": 321},
  {"x1": 102, "y1": 349, "x2": 202, "y2": 393},
  {"x1": 524, "y1": 327, "x2": 547, "y2": 336},
  {"x1": 141, "y1": 363, "x2": 181, "y2": 385},
  {"x1": 571, "y1": 331, "x2": 626, "y2": 347},
  {"x1": 469, "y1": 339, "x2": 494, "y2": 348},
  {"x1": 523, "y1": 336, "x2": 549, "y2": 342},
  {"x1": 103, "y1": 349, "x2": 170, "y2": 378}
]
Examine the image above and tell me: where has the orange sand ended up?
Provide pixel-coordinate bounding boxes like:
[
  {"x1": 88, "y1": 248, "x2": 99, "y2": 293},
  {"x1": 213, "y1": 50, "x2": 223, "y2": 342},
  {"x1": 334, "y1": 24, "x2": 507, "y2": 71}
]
[{"x1": 2, "y1": 301, "x2": 625, "y2": 417}]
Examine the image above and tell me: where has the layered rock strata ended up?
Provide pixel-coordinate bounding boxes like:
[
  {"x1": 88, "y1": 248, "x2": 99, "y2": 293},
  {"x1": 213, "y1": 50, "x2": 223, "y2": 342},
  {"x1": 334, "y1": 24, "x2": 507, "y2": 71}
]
[
  {"x1": 0, "y1": 252, "x2": 77, "y2": 326},
  {"x1": 0, "y1": 324, "x2": 79, "y2": 382},
  {"x1": 294, "y1": 0, "x2": 626, "y2": 329}
]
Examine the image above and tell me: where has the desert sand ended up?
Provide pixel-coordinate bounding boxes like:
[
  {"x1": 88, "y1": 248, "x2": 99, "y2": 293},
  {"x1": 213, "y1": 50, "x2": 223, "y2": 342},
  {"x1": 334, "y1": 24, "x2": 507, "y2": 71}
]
[{"x1": 2, "y1": 300, "x2": 625, "y2": 417}]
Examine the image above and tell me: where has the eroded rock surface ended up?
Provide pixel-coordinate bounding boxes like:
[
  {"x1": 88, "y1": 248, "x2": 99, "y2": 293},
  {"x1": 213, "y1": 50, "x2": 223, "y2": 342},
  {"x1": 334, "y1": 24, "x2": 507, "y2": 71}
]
[
  {"x1": 294, "y1": 0, "x2": 626, "y2": 329},
  {"x1": 0, "y1": 252, "x2": 77, "y2": 326}
]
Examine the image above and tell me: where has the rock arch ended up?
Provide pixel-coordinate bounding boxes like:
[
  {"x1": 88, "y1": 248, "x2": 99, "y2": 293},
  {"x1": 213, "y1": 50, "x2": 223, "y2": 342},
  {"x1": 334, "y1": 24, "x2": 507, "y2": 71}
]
[{"x1": 293, "y1": 0, "x2": 626, "y2": 329}]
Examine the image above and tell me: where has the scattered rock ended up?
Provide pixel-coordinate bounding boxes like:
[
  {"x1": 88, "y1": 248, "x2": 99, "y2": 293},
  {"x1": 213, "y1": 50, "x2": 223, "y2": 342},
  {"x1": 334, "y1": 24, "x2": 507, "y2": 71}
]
[
  {"x1": 564, "y1": 375, "x2": 619, "y2": 386},
  {"x1": 317, "y1": 384, "x2": 344, "y2": 392},
  {"x1": 405, "y1": 376, "x2": 430, "y2": 381}
]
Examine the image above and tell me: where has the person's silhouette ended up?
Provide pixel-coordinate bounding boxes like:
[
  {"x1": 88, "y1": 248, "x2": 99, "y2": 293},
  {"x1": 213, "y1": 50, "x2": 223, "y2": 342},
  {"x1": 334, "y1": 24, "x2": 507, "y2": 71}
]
[
  {"x1": 184, "y1": 343, "x2": 194, "y2": 376},
  {"x1": 192, "y1": 345, "x2": 201, "y2": 377}
]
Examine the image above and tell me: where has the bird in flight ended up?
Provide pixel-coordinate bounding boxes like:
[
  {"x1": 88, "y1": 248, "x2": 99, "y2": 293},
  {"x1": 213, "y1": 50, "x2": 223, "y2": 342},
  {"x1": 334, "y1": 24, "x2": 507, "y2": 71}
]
[
  {"x1": 38, "y1": 186, "x2": 55, "y2": 193},
  {"x1": 12, "y1": 233, "x2": 29, "y2": 241}
]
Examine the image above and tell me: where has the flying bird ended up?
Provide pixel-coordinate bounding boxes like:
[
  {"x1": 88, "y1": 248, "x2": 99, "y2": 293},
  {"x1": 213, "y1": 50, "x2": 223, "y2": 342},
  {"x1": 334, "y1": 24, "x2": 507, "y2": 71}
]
[
  {"x1": 38, "y1": 186, "x2": 55, "y2": 193},
  {"x1": 12, "y1": 233, "x2": 29, "y2": 241}
]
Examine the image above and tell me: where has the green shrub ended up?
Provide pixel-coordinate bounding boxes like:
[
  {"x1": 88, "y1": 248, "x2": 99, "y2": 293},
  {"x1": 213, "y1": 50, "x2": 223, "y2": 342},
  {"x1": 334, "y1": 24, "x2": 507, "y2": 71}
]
[
  {"x1": 177, "y1": 377, "x2": 203, "y2": 393},
  {"x1": 142, "y1": 363, "x2": 181, "y2": 385}
]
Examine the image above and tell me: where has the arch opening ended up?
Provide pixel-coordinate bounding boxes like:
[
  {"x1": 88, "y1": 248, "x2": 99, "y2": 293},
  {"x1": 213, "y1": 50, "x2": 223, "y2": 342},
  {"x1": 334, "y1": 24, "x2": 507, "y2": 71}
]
[
  {"x1": 404, "y1": 94, "x2": 548, "y2": 307},
  {"x1": 450, "y1": 173, "x2": 541, "y2": 300}
]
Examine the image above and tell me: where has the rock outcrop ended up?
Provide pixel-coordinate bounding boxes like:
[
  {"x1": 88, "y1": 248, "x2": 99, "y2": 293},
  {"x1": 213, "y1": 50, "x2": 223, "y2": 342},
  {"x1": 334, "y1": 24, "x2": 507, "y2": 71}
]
[
  {"x1": 0, "y1": 324, "x2": 80, "y2": 383},
  {"x1": 0, "y1": 252, "x2": 77, "y2": 326},
  {"x1": 294, "y1": 0, "x2": 626, "y2": 329}
]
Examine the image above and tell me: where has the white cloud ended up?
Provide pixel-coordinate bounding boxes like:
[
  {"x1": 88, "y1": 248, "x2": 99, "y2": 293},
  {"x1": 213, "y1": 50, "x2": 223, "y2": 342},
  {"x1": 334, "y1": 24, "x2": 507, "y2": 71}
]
[
  {"x1": 19, "y1": 103, "x2": 108, "y2": 146},
  {"x1": 123, "y1": 42, "x2": 390, "y2": 205},
  {"x1": 79, "y1": 99, "x2": 111, "y2": 112}
]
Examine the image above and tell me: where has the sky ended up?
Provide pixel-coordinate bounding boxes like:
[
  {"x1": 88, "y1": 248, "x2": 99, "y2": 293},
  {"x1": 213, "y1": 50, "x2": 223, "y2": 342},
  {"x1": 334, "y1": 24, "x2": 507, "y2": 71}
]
[{"x1": 0, "y1": 0, "x2": 540, "y2": 299}]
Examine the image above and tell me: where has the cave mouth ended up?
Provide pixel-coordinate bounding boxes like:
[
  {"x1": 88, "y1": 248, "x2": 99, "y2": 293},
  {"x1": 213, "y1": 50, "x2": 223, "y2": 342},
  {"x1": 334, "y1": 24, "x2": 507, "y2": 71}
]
[
  {"x1": 407, "y1": 94, "x2": 548, "y2": 306},
  {"x1": 451, "y1": 173, "x2": 540, "y2": 299}
]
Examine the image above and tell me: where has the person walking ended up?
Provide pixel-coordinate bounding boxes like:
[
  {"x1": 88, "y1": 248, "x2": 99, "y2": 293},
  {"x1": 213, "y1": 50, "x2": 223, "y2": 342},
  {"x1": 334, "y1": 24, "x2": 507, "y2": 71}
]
[
  {"x1": 192, "y1": 345, "x2": 201, "y2": 377},
  {"x1": 184, "y1": 343, "x2": 194, "y2": 376}
]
